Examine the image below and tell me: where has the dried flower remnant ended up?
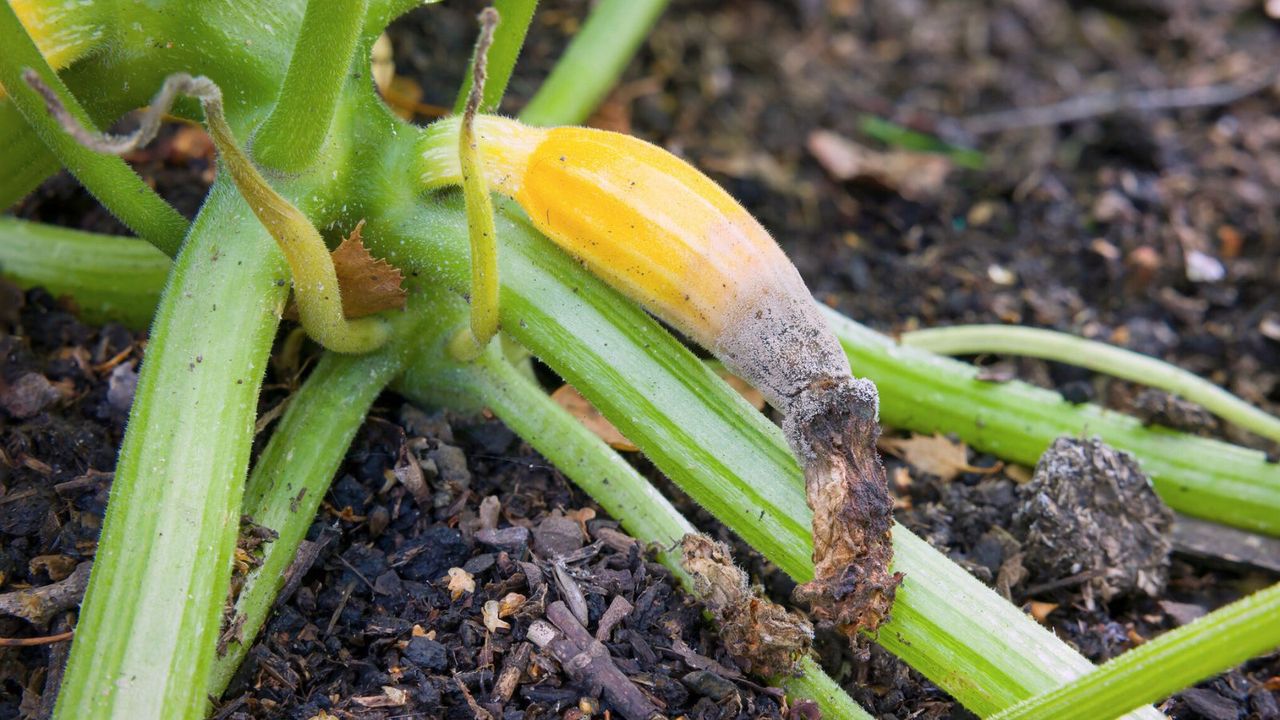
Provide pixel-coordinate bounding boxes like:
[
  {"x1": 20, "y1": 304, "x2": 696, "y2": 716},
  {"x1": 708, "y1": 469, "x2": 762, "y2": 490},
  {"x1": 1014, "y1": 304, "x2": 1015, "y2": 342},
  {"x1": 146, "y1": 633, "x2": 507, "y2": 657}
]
[
  {"x1": 680, "y1": 534, "x2": 813, "y2": 677},
  {"x1": 420, "y1": 111, "x2": 902, "y2": 642}
]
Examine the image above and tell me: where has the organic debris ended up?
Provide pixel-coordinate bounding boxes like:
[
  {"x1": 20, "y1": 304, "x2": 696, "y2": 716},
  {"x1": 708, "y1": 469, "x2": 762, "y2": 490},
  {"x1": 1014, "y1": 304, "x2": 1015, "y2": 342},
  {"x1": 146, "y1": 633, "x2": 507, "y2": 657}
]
[
  {"x1": 551, "y1": 384, "x2": 638, "y2": 451},
  {"x1": 10, "y1": 0, "x2": 1280, "y2": 714},
  {"x1": 329, "y1": 220, "x2": 408, "y2": 318},
  {"x1": 0, "y1": 562, "x2": 91, "y2": 626},
  {"x1": 807, "y1": 129, "x2": 952, "y2": 200},
  {"x1": 1130, "y1": 388, "x2": 1218, "y2": 436},
  {"x1": 528, "y1": 601, "x2": 663, "y2": 720},
  {"x1": 680, "y1": 534, "x2": 813, "y2": 677},
  {"x1": 879, "y1": 433, "x2": 1002, "y2": 482},
  {"x1": 787, "y1": 378, "x2": 901, "y2": 649},
  {"x1": 1014, "y1": 437, "x2": 1174, "y2": 606}
]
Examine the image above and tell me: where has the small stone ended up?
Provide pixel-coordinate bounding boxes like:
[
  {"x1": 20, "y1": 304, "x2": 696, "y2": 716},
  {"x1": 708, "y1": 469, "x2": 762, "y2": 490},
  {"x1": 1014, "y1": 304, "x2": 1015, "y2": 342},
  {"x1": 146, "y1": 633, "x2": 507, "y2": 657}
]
[
  {"x1": 429, "y1": 444, "x2": 471, "y2": 486},
  {"x1": 1, "y1": 372, "x2": 63, "y2": 418},
  {"x1": 463, "y1": 553, "x2": 495, "y2": 575},
  {"x1": 681, "y1": 670, "x2": 738, "y2": 703},
  {"x1": 532, "y1": 512, "x2": 583, "y2": 558},
  {"x1": 1158, "y1": 600, "x2": 1206, "y2": 626},
  {"x1": 1185, "y1": 249, "x2": 1225, "y2": 283},
  {"x1": 367, "y1": 505, "x2": 390, "y2": 538},
  {"x1": 1177, "y1": 688, "x2": 1238, "y2": 720},
  {"x1": 373, "y1": 570, "x2": 402, "y2": 596},
  {"x1": 402, "y1": 636, "x2": 449, "y2": 671},
  {"x1": 399, "y1": 405, "x2": 453, "y2": 442},
  {"x1": 1059, "y1": 380, "x2": 1093, "y2": 405},
  {"x1": 1092, "y1": 190, "x2": 1136, "y2": 223},
  {"x1": 475, "y1": 526, "x2": 530, "y2": 554}
]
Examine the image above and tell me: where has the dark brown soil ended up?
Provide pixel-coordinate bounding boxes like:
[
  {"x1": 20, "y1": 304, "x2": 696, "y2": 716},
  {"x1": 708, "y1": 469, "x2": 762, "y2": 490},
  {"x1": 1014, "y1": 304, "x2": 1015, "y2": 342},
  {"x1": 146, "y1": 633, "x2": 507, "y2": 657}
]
[{"x1": 4, "y1": 0, "x2": 1280, "y2": 718}]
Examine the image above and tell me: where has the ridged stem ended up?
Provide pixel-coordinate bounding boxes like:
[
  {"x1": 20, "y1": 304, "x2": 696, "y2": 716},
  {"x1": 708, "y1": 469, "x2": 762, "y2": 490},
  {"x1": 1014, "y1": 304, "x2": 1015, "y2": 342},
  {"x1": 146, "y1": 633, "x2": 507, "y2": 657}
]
[
  {"x1": 253, "y1": 0, "x2": 370, "y2": 172},
  {"x1": 53, "y1": 182, "x2": 286, "y2": 720},
  {"x1": 990, "y1": 582, "x2": 1280, "y2": 720},
  {"x1": 0, "y1": 3, "x2": 188, "y2": 255},
  {"x1": 0, "y1": 100, "x2": 59, "y2": 209},
  {"x1": 0, "y1": 216, "x2": 168, "y2": 328},
  {"x1": 902, "y1": 324, "x2": 1280, "y2": 444},
  {"x1": 518, "y1": 0, "x2": 669, "y2": 127},
  {"x1": 207, "y1": 301, "x2": 428, "y2": 695}
]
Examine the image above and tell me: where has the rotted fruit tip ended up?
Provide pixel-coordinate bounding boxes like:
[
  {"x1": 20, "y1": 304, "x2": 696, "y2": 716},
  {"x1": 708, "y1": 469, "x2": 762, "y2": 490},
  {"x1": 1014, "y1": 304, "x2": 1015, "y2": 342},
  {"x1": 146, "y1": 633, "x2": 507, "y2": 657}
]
[{"x1": 786, "y1": 376, "x2": 902, "y2": 647}]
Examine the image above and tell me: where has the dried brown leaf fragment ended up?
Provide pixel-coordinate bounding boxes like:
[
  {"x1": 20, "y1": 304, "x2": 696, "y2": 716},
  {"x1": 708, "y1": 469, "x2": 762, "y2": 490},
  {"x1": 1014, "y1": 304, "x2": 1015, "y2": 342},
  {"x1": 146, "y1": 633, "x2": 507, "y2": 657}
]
[
  {"x1": 807, "y1": 129, "x2": 951, "y2": 201},
  {"x1": 330, "y1": 220, "x2": 407, "y2": 318},
  {"x1": 680, "y1": 534, "x2": 813, "y2": 677},
  {"x1": 879, "y1": 432, "x2": 1001, "y2": 482}
]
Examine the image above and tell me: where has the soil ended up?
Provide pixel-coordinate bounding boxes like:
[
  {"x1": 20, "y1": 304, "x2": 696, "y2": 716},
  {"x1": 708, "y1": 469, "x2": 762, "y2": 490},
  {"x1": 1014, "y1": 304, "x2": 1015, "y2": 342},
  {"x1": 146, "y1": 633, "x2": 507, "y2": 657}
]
[{"x1": 3, "y1": 0, "x2": 1280, "y2": 718}]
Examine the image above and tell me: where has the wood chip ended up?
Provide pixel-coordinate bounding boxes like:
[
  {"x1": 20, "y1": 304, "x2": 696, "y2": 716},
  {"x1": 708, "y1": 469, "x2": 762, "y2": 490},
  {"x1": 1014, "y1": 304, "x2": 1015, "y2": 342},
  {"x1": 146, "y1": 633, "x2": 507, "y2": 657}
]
[
  {"x1": 1028, "y1": 600, "x2": 1058, "y2": 623},
  {"x1": 352, "y1": 685, "x2": 408, "y2": 708}
]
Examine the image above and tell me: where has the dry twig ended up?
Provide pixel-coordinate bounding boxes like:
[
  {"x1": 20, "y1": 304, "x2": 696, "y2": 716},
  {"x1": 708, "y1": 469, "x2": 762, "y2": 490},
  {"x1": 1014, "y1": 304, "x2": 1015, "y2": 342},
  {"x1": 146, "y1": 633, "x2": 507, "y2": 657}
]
[{"x1": 954, "y1": 67, "x2": 1277, "y2": 138}]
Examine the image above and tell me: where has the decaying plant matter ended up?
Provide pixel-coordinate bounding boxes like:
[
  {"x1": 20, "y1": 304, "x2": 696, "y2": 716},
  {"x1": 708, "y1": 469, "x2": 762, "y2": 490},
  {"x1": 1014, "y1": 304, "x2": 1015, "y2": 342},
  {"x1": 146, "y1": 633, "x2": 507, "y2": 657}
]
[
  {"x1": 421, "y1": 110, "x2": 903, "y2": 643},
  {"x1": 680, "y1": 533, "x2": 814, "y2": 676},
  {"x1": 6, "y1": 0, "x2": 1279, "y2": 717}
]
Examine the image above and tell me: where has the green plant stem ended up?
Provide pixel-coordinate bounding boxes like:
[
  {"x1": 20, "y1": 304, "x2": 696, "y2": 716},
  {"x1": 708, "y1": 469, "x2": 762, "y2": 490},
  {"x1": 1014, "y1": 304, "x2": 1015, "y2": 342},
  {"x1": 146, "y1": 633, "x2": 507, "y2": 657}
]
[
  {"x1": 254, "y1": 0, "x2": 370, "y2": 172},
  {"x1": 395, "y1": 303, "x2": 873, "y2": 720},
  {"x1": 402, "y1": 337, "x2": 693, "y2": 567},
  {"x1": 990, "y1": 582, "x2": 1280, "y2": 720},
  {"x1": 902, "y1": 324, "x2": 1280, "y2": 445},
  {"x1": 187, "y1": 75, "x2": 390, "y2": 354},
  {"x1": 0, "y1": 101, "x2": 60, "y2": 209},
  {"x1": 207, "y1": 301, "x2": 427, "y2": 696},
  {"x1": 359, "y1": 198, "x2": 1160, "y2": 718},
  {"x1": 0, "y1": 217, "x2": 169, "y2": 328},
  {"x1": 12, "y1": 197, "x2": 1162, "y2": 717},
  {"x1": 453, "y1": 0, "x2": 538, "y2": 115},
  {"x1": 449, "y1": 11, "x2": 502, "y2": 361},
  {"x1": 0, "y1": 3, "x2": 188, "y2": 255},
  {"x1": 11, "y1": 212, "x2": 1277, "y2": 537},
  {"x1": 17, "y1": 192, "x2": 1243, "y2": 716},
  {"x1": 828, "y1": 311, "x2": 1280, "y2": 536},
  {"x1": 53, "y1": 182, "x2": 287, "y2": 720},
  {"x1": 518, "y1": 0, "x2": 669, "y2": 127},
  {"x1": 785, "y1": 657, "x2": 874, "y2": 720}
]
